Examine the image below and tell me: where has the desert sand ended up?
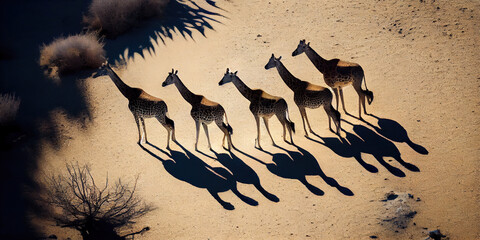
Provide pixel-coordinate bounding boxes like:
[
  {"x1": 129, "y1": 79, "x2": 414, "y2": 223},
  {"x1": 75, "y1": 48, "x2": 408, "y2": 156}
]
[{"x1": 1, "y1": 0, "x2": 479, "y2": 239}]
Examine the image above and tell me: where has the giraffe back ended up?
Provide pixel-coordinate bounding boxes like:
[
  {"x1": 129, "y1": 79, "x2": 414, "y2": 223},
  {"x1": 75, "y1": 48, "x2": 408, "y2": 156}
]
[
  {"x1": 250, "y1": 90, "x2": 283, "y2": 117},
  {"x1": 191, "y1": 96, "x2": 225, "y2": 122},
  {"x1": 128, "y1": 91, "x2": 168, "y2": 118},
  {"x1": 295, "y1": 83, "x2": 332, "y2": 109},
  {"x1": 324, "y1": 59, "x2": 364, "y2": 88}
]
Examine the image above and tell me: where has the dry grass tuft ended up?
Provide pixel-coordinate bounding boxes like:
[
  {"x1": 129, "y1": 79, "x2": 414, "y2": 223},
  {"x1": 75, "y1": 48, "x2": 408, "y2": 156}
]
[
  {"x1": 39, "y1": 33, "x2": 106, "y2": 76},
  {"x1": 0, "y1": 93, "x2": 21, "y2": 126},
  {"x1": 83, "y1": 0, "x2": 170, "y2": 38}
]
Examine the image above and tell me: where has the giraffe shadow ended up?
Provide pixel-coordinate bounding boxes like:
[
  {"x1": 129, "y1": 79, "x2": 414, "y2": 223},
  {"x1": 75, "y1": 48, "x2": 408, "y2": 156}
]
[
  {"x1": 142, "y1": 142, "x2": 258, "y2": 210},
  {"x1": 252, "y1": 146, "x2": 354, "y2": 196},
  {"x1": 308, "y1": 119, "x2": 420, "y2": 178},
  {"x1": 349, "y1": 120, "x2": 419, "y2": 177},
  {"x1": 212, "y1": 150, "x2": 280, "y2": 202},
  {"x1": 362, "y1": 114, "x2": 428, "y2": 155},
  {"x1": 307, "y1": 133, "x2": 379, "y2": 174}
]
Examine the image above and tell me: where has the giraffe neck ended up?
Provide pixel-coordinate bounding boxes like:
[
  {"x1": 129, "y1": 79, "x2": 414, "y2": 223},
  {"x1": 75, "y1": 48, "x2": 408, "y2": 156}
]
[
  {"x1": 173, "y1": 77, "x2": 198, "y2": 105},
  {"x1": 232, "y1": 76, "x2": 255, "y2": 101},
  {"x1": 276, "y1": 60, "x2": 301, "y2": 91},
  {"x1": 305, "y1": 46, "x2": 327, "y2": 74},
  {"x1": 106, "y1": 68, "x2": 135, "y2": 99}
]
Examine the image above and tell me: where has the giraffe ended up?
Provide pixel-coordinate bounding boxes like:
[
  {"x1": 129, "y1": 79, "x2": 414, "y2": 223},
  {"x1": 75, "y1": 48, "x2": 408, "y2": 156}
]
[
  {"x1": 94, "y1": 62, "x2": 175, "y2": 148},
  {"x1": 218, "y1": 68, "x2": 295, "y2": 149},
  {"x1": 292, "y1": 39, "x2": 374, "y2": 119},
  {"x1": 162, "y1": 69, "x2": 233, "y2": 151},
  {"x1": 265, "y1": 54, "x2": 341, "y2": 137}
]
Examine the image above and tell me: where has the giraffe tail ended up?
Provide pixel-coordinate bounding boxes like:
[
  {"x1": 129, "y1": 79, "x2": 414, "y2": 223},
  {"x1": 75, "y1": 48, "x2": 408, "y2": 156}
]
[
  {"x1": 362, "y1": 75, "x2": 374, "y2": 105},
  {"x1": 283, "y1": 99, "x2": 295, "y2": 134},
  {"x1": 363, "y1": 75, "x2": 368, "y2": 91},
  {"x1": 165, "y1": 116, "x2": 175, "y2": 129},
  {"x1": 223, "y1": 112, "x2": 233, "y2": 135}
]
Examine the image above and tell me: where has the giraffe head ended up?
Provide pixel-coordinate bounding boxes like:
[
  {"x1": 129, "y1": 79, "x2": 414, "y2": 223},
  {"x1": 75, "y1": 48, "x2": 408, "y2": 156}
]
[
  {"x1": 264, "y1": 54, "x2": 282, "y2": 70},
  {"x1": 162, "y1": 69, "x2": 179, "y2": 87},
  {"x1": 292, "y1": 39, "x2": 309, "y2": 57},
  {"x1": 218, "y1": 68, "x2": 237, "y2": 86},
  {"x1": 93, "y1": 61, "x2": 111, "y2": 78}
]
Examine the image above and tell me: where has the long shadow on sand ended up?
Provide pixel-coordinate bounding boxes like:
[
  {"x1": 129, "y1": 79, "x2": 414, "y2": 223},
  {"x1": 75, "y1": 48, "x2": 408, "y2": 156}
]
[
  {"x1": 362, "y1": 114, "x2": 428, "y2": 155},
  {"x1": 308, "y1": 120, "x2": 420, "y2": 178},
  {"x1": 105, "y1": 0, "x2": 225, "y2": 60},
  {"x1": 141, "y1": 142, "x2": 257, "y2": 210},
  {"x1": 243, "y1": 146, "x2": 353, "y2": 196},
  {"x1": 212, "y1": 150, "x2": 279, "y2": 202}
]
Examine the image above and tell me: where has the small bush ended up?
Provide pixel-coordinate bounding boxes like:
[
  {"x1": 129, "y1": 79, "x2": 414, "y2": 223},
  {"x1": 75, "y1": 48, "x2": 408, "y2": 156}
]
[
  {"x1": 39, "y1": 33, "x2": 106, "y2": 75},
  {"x1": 0, "y1": 93, "x2": 20, "y2": 126},
  {"x1": 83, "y1": 0, "x2": 170, "y2": 38}
]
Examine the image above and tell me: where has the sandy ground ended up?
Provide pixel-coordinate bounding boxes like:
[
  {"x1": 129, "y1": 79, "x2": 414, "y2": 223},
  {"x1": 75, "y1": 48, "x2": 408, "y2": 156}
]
[{"x1": 1, "y1": 0, "x2": 479, "y2": 239}]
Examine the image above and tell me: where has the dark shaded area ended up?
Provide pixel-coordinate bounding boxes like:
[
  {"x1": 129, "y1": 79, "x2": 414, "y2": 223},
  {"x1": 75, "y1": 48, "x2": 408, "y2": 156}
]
[
  {"x1": 310, "y1": 119, "x2": 420, "y2": 177},
  {"x1": 0, "y1": 1, "x2": 223, "y2": 238},
  {"x1": 104, "y1": 0, "x2": 224, "y2": 60},
  {"x1": 213, "y1": 150, "x2": 279, "y2": 202},
  {"x1": 307, "y1": 133, "x2": 379, "y2": 174},
  {"x1": 142, "y1": 142, "x2": 257, "y2": 210},
  {"x1": 250, "y1": 145, "x2": 353, "y2": 196},
  {"x1": 363, "y1": 114, "x2": 428, "y2": 155},
  {"x1": 0, "y1": 1, "x2": 92, "y2": 239}
]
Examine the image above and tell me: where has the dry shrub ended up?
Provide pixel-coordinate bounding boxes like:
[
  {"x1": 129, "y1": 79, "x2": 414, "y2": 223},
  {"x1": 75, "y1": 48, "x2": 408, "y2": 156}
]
[
  {"x1": 83, "y1": 0, "x2": 170, "y2": 38},
  {"x1": 39, "y1": 33, "x2": 106, "y2": 75},
  {"x1": 0, "y1": 93, "x2": 20, "y2": 126},
  {"x1": 44, "y1": 163, "x2": 154, "y2": 239}
]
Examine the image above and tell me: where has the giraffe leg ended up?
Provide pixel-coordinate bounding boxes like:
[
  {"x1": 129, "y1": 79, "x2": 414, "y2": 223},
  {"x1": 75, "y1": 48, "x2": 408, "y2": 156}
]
[
  {"x1": 358, "y1": 94, "x2": 366, "y2": 119},
  {"x1": 134, "y1": 115, "x2": 143, "y2": 145},
  {"x1": 328, "y1": 114, "x2": 332, "y2": 132},
  {"x1": 298, "y1": 106, "x2": 308, "y2": 137},
  {"x1": 361, "y1": 92, "x2": 367, "y2": 115},
  {"x1": 157, "y1": 116, "x2": 171, "y2": 149},
  {"x1": 263, "y1": 117, "x2": 276, "y2": 146},
  {"x1": 202, "y1": 123, "x2": 212, "y2": 150},
  {"x1": 303, "y1": 110, "x2": 313, "y2": 134},
  {"x1": 339, "y1": 87, "x2": 348, "y2": 114},
  {"x1": 254, "y1": 115, "x2": 262, "y2": 149},
  {"x1": 275, "y1": 112, "x2": 293, "y2": 145},
  {"x1": 216, "y1": 119, "x2": 232, "y2": 151},
  {"x1": 333, "y1": 88, "x2": 340, "y2": 111},
  {"x1": 195, "y1": 120, "x2": 200, "y2": 151},
  {"x1": 140, "y1": 118, "x2": 147, "y2": 143}
]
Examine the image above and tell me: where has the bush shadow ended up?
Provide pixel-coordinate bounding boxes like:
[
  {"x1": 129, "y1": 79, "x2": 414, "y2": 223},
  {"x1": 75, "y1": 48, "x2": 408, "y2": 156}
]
[
  {"x1": 141, "y1": 142, "x2": 257, "y2": 210},
  {"x1": 105, "y1": 0, "x2": 225, "y2": 61},
  {"x1": 1, "y1": 0, "x2": 93, "y2": 238}
]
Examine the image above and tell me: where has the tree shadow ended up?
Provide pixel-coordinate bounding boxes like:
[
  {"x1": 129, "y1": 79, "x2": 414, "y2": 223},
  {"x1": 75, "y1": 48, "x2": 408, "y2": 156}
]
[
  {"x1": 362, "y1": 114, "x2": 428, "y2": 155},
  {"x1": 212, "y1": 150, "x2": 279, "y2": 202},
  {"x1": 141, "y1": 142, "x2": 258, "y2": 210},
  {"x1": 1, "y1": 0, "x2": 94, "y2": 238},
  {"x1": 105, "y1": 0, "x2": 225, "y2": 61},
  {"x1": 251, "y1": 146, "x2": 353, "y2": 196}
]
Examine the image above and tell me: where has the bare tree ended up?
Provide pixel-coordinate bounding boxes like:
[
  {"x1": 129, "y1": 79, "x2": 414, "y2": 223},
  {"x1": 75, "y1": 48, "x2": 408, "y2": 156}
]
[{"x1": 43, "y1": 163, "x2": 154, "y2": 240}]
